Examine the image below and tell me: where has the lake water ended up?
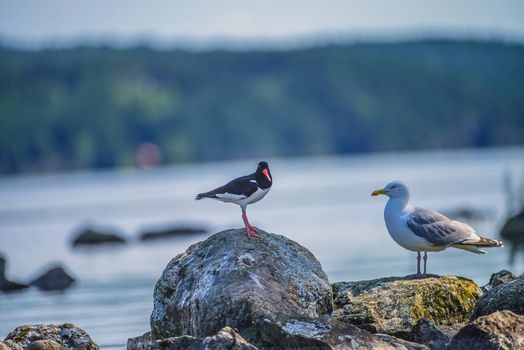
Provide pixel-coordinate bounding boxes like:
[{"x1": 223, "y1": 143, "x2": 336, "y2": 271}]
[{"x1": 1, "y1": 147, "x2": 523, "y2": 349}]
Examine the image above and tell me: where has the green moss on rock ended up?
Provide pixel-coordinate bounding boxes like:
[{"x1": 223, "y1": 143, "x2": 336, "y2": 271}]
[{"x1": 332, "y1": 276, "x2": 481, "y2": 340}]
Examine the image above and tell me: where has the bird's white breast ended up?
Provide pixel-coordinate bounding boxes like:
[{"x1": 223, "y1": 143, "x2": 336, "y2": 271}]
[
  {"x1": 384, "y1": 201, "x2": 443, "y2": 252},
  {"x1": 241, "y1": 186, "x2": 270, "y2": 205}
]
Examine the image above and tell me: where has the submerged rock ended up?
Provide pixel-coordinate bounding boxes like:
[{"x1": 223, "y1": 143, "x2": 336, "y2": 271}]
[
  {"x1": 332, "y1": 275, "x2": 481, "y2": 340},
  {"x1": 448, "y1": 310, "x2": 524, "y2": 349},
  {"x1": 500, "y1": 210, "x2": 524, "y2": 264},
  {"x1": 150, "y1": 229, "x2": 333, "y2": 341},
  {"x1": 0, "y1": 255, "x2": 28, "y2": 293},
  {"x1": 473, "y1": 277, "x2": 524, "y2": 318},
  {"x1": 441, "y1": 206, "x2": 492, "y2": 221},
  {"x1": 127, "y1": 327, "x2": 257, "y2": 350},
  {"x1": 139, "y1": 226, "x2": 207, "y2": 241},
  {"x1": 31, "y1": 266, "x2": 75, "y2": 291},
  {"x1": 3, "y1": 323, "x2": 98, "y2": 350},
  {"x1": 71, "y1": 228, "x2": 126, "y2": 247}
]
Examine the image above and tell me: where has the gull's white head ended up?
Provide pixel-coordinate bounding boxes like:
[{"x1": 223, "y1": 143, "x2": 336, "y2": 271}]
[{"x1": 372, "y1": 180, "x2": 409, "y2": 199}]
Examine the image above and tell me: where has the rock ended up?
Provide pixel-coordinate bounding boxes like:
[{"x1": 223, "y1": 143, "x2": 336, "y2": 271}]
[
  {"x1": 3, "y1": 323, "x2": 98, "y2": 350},
  {"x1": 411, "y1": 319, "x2": 460, "y2": 350},
  {"x1": 132, "y1": 317, "x2": 429, "y2": 350},
  {"x1": 482, "y1": 270, "x2": 518, "y2": 293},
  {"x1": 332, "y1": 275, "x2": 481, "y2": 340},
  {"x1": 127, "y1": 327, "x2": 257, "y2": 350},
  {"x1": 448, "y1": 310, "x2": 524, "y2": 349},
  {"x1": 31, "y1": 266, "x2": 75, "y2": 291},
  {"x1": 500, "y1": 210, "x2": 524, "y2": 264},
  {"x1": 441, "y1": 206, "x2": 492, "y2": 221},
  {"x1": 27, "y1": 340, "x2": 67, "y2": 350},
  {"x1": 0, "y1": 255, "x2": 28, "y2": 293},
  {"x1": 150, "y1": 229, "x2": 333, "y2": 341},
  {"x1": 473, "y1": 277, "x2": 524, "y2": 318},
  {"x1": 139, "y1": 226, "x2": 207, "y2": 241},
  {"x1": 127, "y1": 332, "x2": 153, "y2": 350},
  {"x1": 374, "y1": 334, "x2": 430, "y2": 350},
  {"x1": 71, "y1": 228, "x2": 126, "y2": 247},
  {"x1": 259, "y1": 316, "x2": 429, "y2": 349}
]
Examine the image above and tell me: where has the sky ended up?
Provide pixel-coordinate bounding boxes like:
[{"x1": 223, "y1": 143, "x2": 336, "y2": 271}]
[{"x1": 1, "y1": 0, "x2": 524, "y2": 48}]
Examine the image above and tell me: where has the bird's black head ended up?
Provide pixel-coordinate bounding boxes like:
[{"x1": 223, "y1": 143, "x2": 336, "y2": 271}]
[{"x1": 255, "y1": 161, "x2": 272, "y2": 189}]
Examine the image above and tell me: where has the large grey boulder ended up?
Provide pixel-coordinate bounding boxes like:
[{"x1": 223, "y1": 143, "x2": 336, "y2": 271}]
[
  {"x1": 473, "y1": 277, "x2": 524, "y2": 318},
  {"x1": 2, "y1": 323, "x2": 98, "y2": 350},
  {"x1": 448, "y1": 310, "x2": 524, "y2": 349},
  {"x1": 332, "y1": 276, "x2": 481, "y2": 340},
  {"x1": 150, "y1": 229, "x2": 333, "y2": 341}
]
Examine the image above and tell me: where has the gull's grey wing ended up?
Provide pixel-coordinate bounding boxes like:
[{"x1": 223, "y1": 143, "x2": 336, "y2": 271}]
[{"x1": 407, "y1": 207, "x2": 479, "y2": 246}]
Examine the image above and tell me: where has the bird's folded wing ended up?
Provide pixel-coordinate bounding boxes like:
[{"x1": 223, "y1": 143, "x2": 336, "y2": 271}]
[
  {"x1": 407, "y1": 208, "x2": 479, "y2": 246},
  {"x1": 207, "y1": 176, "x2": 258, "y2": 199}
]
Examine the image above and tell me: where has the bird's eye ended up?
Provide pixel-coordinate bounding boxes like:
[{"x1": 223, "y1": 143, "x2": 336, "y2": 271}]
[{"x1": 391, "y1": 185, "x2": 397, "y2": 189}]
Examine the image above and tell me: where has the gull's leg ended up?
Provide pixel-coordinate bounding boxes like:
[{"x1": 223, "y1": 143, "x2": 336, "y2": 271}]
[
  {"x1": 423, "y1": 252, "x2": 427, "y2": 277},
  {"x1": 416, "y1": 252, "x2": 421, "y2": 276},
  {"x1": 241, "y1": 206, "x2": 258, "y2": 238}
]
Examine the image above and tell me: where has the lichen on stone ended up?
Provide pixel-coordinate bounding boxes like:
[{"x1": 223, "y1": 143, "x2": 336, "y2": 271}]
[{"x1": 332, "y1": 275, "x2": 481, "y2": 340}]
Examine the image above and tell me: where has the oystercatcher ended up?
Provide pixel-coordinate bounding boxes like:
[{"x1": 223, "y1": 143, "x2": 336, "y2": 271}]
[
  {"x1": 372, "y1": 180, "x2": 502, "y2": 277},
  {"x1": 196, "y1": 161, "x2": 272, "y2": 238}
]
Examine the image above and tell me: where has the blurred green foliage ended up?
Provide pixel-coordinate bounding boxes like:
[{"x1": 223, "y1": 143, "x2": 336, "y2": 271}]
[{"x1": 0, "y1": 40, "x2": 523, "y2": 174}]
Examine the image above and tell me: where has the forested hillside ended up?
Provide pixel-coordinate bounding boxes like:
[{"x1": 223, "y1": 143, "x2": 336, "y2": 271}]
[{"x1": 1, "y1": 40, "x2": 523, "y2": 174}]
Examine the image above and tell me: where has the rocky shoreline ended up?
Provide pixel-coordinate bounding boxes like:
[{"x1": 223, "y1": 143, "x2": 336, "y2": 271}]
[{"x1": 2, "y1": 229, "x2": 523, "y2": 350}]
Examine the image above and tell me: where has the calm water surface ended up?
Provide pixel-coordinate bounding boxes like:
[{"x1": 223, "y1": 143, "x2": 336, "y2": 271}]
[{"x1": 1, "y1": 147, "x2": 524, "y2": 349}]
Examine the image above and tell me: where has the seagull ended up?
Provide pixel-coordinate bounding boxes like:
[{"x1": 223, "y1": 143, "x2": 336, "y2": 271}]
[
  {"x1": 372, "y1": 180, "x2": 502, "y2": 277},
  {"x1": 196, "y1": 161, "x2": 272, "y2": 238}
]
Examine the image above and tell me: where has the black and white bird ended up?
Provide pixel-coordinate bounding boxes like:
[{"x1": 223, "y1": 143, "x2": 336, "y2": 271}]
[
  {"x1": 196, "y1": 161, "x2": 272, "y2": 238},
  {"x1": 372, "y1": 180, "x2": 502, "y2": 277}
]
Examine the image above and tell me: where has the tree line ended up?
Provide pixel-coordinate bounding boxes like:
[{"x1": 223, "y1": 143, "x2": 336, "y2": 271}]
[{"x1": 0, "y1": 39, "x2": 523, "y2": 174}]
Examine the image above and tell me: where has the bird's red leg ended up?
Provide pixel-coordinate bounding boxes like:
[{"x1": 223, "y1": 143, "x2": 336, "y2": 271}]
[
  {"x1": 241, "y1": 209, "x2": 258, "y2": 238},
  {"x1": 241, "y1": 210, "x2": 251, "y2": 238}
]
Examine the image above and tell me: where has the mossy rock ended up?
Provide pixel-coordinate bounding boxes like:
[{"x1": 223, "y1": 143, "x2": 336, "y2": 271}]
[
  {"x1": 332, "y1": 276, "x2": 482, "y2": 340},
  {"x1": 3, "y1": 323, "x2": 98, "y2": 350}
]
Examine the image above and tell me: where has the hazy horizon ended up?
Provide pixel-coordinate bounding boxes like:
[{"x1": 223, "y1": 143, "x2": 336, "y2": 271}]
[{"x1": 1, "y1": 0, "x2": 524, "y2": 49}]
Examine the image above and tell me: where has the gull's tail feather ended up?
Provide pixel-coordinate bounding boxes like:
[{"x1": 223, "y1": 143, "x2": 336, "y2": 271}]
[
  {"x1": 474, "y1": 236, "x2": 503, "y2": 247},
  {"x1": 452, "y1": 245, "x2": 487, "y2": 254},
  {"x1": 452, "y1": 236, "x2": 503, "y2": 254}
]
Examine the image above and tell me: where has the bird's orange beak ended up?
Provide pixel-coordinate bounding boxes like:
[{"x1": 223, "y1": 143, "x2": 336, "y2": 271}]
[
  {"x1": 371, "y1": 189, "x2": 386, "y2": 196},
  {"x1": 262, "y1": 168, "x2": 271, "y2": 182}
]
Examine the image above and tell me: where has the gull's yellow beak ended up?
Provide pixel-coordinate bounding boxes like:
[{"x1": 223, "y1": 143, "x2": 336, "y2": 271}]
[{"x1": 371, "y1": 189, "x2": 386, "y2": 196}]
